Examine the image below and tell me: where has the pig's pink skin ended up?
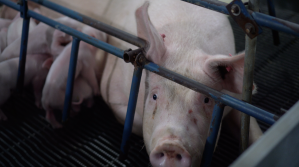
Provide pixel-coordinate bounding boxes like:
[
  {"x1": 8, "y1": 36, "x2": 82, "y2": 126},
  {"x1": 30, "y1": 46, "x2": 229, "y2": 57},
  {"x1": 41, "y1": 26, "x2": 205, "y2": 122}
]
[
  {"x1": 7, "y1": 13, "x2": 38, "y2": 46},
  {"x1": 0, "y1": 19, "x2": 12, "y2": 30},
  {"x1": 0, "y1": 16, "x2": 85, "y2": 62},
  {"x1": 51, "y1": 29, "x2": 73, "y2": 59},
  {"x1": 0, "y1": 28, "x2": 7, "y2": 53},
  {"x1": 0, "y1": 54, "x2": 52, "y2": 121},
  {"x1": 101, "y1": 1, "x2": 262, "y2": 166}
]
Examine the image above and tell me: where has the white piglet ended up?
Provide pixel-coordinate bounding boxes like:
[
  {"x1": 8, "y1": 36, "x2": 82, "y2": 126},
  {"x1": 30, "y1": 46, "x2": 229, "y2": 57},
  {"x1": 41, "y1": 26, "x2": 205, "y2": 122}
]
[{"x1": 42, "y1": 26, "x2": 107, "y2": 128}]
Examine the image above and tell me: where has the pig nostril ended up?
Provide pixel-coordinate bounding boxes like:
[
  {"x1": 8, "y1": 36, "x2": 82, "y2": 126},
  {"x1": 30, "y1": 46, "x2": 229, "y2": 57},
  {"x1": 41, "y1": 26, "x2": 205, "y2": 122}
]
[
  {"x1": 158, "y1": 152, "x2": 164, "y2": 158},
  {"x1": 176, "y1": 154, "x2": 182, "y2": 160}
]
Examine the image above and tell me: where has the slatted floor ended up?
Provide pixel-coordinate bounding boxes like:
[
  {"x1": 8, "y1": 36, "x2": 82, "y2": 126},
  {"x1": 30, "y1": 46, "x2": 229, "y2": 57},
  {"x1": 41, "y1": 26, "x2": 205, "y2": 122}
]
[{"x1": 0, "y1": 4, "x2": 299, "y2": 167}]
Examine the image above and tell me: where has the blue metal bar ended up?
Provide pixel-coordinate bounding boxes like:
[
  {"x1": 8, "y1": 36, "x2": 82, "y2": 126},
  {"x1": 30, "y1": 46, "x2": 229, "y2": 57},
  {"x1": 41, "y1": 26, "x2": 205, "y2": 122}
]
[
  {"x1": 182, "y1": 0, "x2": 299, "y2": 37},
  {"x1": 144, "y1": 62, "x2": 276, "y2": 125},
  {"x1": 120, "y1": 66, "x2": 143, "y2": 157},
  {"x1": 201, "y1": 103, "x2": 225, "y2": 167},
  {"x1": 62, "y1": 38, "x2": 80, "y2": 122},
  {"x1": 16, "y1": 0, "x2": 30, "y2": 93},
  {"x1": 28, "y1": 0, "x2": 146, "y2": 48},
  {"x1": 267, "y1": 0, "x2": 280, "y2": 45},
  {"x1": 183, "y1": 0, "x2": 229, "y2": 14}
]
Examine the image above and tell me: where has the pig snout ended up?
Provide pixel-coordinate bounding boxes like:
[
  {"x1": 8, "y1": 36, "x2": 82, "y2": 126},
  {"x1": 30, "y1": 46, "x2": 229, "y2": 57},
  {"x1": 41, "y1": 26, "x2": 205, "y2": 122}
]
[{"x1": 150, "y1": 142, "x2": 191, "y2": 167}]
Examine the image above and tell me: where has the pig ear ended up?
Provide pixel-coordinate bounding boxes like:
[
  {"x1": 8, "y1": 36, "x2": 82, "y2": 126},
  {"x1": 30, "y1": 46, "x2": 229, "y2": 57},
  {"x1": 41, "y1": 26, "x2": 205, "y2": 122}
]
[
  {"x1": 135, "y1": 1, "x2": 166, "y2": 64},
  {"x1": 204, "y1": 52, "x2": 245, "y2": 94},
  {"x1": 42, "y1": 58, "x2": 53, "y2": 70}
]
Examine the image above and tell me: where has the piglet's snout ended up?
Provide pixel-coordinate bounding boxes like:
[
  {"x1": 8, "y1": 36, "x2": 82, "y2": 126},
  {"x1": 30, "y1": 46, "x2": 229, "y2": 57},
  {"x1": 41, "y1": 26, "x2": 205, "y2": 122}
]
[{"x1": 150, "y1": 143, "x2": 191, "y2": 167}]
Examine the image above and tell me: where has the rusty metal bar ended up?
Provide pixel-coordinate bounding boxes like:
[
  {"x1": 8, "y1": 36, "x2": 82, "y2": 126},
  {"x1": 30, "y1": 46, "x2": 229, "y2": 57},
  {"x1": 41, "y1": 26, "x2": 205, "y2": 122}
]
[{"x1": 240, "y1": 0, "x2": 260, "y2": 153}]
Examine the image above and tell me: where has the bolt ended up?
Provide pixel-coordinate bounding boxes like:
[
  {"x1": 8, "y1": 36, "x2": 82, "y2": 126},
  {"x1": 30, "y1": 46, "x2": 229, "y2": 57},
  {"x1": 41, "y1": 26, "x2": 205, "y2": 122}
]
[
  {"x1": 231, "y1": 4, "x2": 240, "y2": 16},
  {"x1": 245, "y1": 23, "x2": 255, "y2": 34}
]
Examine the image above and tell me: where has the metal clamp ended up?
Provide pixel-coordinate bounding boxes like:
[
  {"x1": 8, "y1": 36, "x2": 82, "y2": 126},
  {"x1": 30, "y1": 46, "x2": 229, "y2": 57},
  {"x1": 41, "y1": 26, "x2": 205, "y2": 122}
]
[
  {"x1": 226, "y1": 0, "x2": 262, "y2": 39},
  {"x1": 123, "y1": 48, "x2": 146, "y2": 66}
]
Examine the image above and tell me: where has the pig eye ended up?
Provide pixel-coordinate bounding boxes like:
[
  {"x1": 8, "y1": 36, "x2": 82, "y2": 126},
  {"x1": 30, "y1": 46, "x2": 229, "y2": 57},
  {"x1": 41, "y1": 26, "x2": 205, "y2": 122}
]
[
  {"x1": 204, "y1": 97, "x2": 210, "y2": 103},
  {"x1": 153, "y1": 94, "x2": 157, "y2": 100}
]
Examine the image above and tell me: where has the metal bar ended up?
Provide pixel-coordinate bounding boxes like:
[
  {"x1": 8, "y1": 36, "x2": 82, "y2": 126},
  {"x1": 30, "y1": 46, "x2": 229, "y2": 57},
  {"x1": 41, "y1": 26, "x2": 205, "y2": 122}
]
[
  {"x1": 183, "y1": 0, "x2": 229, "y2": 15},
  {"x1": 182, "y1": 0, "x2": 299, "y2": 37},
  {"x1": 240, "y1": 0, "x2": 259, "y2": 153},
  {"x1": 120, "y1": 66, "x2": 143, "y2": 159},
  {"x1": 201, "y1": 103, "x2": 225, "y2": 167},
  {"x1": 267, "y1": 0, "x2": 280, "y2": 45},
  {"x1": 144, "y1": 62, "x2": 276, "y2": 125},
  {"x1": 62, "y1": 38, "x2": 80, "y2": 122},
  {"x1": 16, "y1": 0, "x2": 30, "y2": 93},
  {"x1": 28, "y1": 0, "x2": 146, "y2": 48}
]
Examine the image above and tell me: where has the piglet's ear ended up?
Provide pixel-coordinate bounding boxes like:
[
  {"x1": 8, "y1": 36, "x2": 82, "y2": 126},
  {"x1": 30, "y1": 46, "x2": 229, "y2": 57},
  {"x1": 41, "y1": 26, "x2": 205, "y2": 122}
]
[
  {"x1": 204, "y1": 52, "x2": 245, "y2": 94},
  {"x1": 135, "y1": 1, "x2": 166, "y2": 64},
  {"x1": 42, "y1": 58, "x2": 53, "y2": 70}
]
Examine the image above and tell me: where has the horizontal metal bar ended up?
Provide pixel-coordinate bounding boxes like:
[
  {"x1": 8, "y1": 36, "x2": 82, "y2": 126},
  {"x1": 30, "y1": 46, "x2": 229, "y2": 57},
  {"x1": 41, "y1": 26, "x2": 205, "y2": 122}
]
[
  {"x1": 182, "y1": 0, "x2": 299, "y2": 37},
  {"x1": 251, "y1": 12, "x2": 299, "y2": 37},
  {"x1": 0, "y1": 0, "x2": 124, "y2": 59},
  {"x1": 183, "y1": 0, "x2": 229, "y2": 14},
  {"x1": 28, "y1": 0, "x2": 146, "y2": 48},
  {"x1": 144, "y1": 62, "x2": 276, "y2": 125}
]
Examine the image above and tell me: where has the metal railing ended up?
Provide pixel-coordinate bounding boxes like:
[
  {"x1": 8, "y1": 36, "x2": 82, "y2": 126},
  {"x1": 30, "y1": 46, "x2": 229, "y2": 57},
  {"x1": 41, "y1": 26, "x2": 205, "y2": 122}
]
[{"x1": 0, "y1": 0, "x2": 298, "y2": 166}]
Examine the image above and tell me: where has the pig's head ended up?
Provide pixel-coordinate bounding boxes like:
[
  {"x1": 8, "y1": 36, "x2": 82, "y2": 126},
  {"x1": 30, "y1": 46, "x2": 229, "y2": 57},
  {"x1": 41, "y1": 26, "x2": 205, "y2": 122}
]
[
  {"x1": 136, "y1": 2, "x2": 245, "y2": 167},
  {"x1": 51, "y1": 29, "x2": 73, "y2": 59}
]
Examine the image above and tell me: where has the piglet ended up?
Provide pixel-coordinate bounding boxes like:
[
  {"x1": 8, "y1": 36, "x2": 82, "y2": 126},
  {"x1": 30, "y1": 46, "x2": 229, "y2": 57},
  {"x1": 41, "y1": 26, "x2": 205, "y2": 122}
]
[
  {"x1": 42, "y1": 27, "x2": 106, "y2": 128},
  {"x1": 6, "y1": 9, "x2": 40, "y2": 45},
  {"x1": 0, "y1": 16, "x2": 84, "y2": 62},
  {"x1": 0, "y1": 54, "x2": 52, "y2": 121}
]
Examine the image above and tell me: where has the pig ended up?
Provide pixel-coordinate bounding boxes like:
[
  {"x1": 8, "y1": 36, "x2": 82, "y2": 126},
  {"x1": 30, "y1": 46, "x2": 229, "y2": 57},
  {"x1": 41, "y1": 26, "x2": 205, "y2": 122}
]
[
  {"x1": 6, "y1": 9, "x2": 40, "y2": 45},
  {"x1": 0, "y1": 16, "x2": 84, "y2": 62},
  {"x1": 0, "y1": 54, "x2": 52, "y2": 121},
  {"x1": 100, "y1": 1, "x2": 263, "y2": 166},
  {"x1": 42, "y1": 27, "x2": 107, "y2": 128}
]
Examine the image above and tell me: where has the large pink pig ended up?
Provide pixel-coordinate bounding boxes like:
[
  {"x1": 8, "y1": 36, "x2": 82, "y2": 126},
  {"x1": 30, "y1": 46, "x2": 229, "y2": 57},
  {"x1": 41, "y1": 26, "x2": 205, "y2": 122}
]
[
  {"x1": 0, "y1": 54, "x2": 52, "y2": 121},
  {"x1": 42, "y1": 27, "x2": 107, "y2": 128},
  {"x1": 100, "y1": 1, "x2": 262, "y2": 166}
]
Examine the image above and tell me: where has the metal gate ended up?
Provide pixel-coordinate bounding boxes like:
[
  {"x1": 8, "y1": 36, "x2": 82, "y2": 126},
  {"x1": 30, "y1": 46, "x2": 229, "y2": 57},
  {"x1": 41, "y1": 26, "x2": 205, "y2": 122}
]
[{"x1": 0, "y1": 0, "x2": 298, "y2": 166}]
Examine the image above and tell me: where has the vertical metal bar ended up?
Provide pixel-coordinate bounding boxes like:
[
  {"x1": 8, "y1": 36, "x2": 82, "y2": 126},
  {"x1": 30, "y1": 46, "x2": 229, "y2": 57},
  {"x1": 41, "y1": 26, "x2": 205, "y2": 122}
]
[
  {"x1": 240, "y1": 0, "x2": 259, "y2": 153},
  {"x1": 201, "y1": 103, "x2": 225, "y2": 167},
  {"x1": 119, "y1": 66, "x2": 143, "y2": 160},
  {"x1": 267, "y1": 0, "x2": 280, "y2": 45},
  {"x1": 16, "y1": 0, "x2": 30, "y2": 93},
  {"x1": 62, "y1": 38, "x2": 80, "y2": 122}
]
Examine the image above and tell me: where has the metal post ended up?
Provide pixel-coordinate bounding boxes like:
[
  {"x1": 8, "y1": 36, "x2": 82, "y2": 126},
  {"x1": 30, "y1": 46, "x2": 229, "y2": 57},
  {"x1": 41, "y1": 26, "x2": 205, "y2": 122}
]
[
  {"x1": 267, "y1": 0, "x2": 280, "y2": 45},
  {"x1": 16, "y1": 0, "x2": 30, "y2": 93},
  {"x1": 62, "y1": 38, "x2": 80, "y2": 122},
  {"x1": 119, "y1": 66, "x2": 143, "y2": 160},
  {"x1": 240, "y1": 0, "x2": 259, "y2": 153},
  {"x1": 201, "y1": 103, "x2": 225, "y2": 167}
]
